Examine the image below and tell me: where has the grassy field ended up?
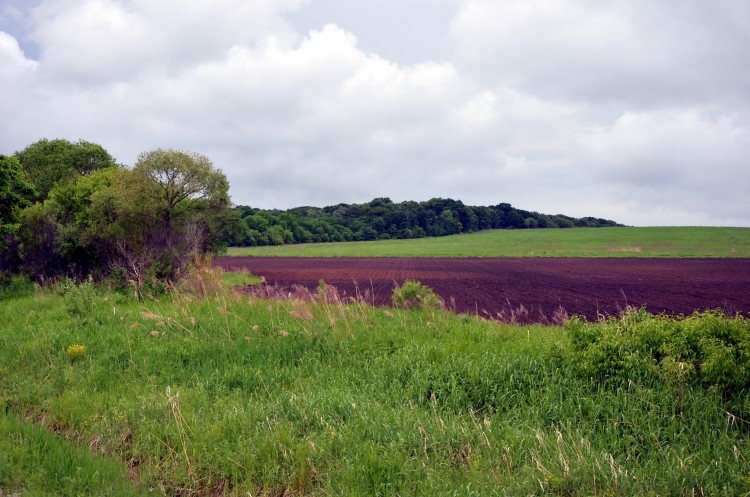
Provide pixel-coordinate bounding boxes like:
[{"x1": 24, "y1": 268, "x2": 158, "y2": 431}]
[
  {"x1": 2, "y1": 275, "x2": 750, "y2": 495},
  {"x1": 227, "y1": 226, "x2": 750, "y2": 258}
]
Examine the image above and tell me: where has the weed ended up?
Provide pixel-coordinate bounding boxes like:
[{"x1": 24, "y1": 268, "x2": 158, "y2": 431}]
[{"x1": 66, "y1": 344, "x2": 86, "y2": 362}]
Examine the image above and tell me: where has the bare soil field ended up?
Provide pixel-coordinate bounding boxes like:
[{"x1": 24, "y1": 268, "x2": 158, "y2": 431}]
[{"x1": 215, "y1": 257, "x2": 750, "y2": 322}]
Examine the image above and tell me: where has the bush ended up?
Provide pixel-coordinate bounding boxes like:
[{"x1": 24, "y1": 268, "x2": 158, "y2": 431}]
[
  {"x1": 59, "y1": 277, "x2": 96, "y2": 320},
  {"x1": 563, "y1": 308, "x2": 750, "y2": 394},
  {"x1": 391, "y1": 280, "x2": 443, "y2": 310}
]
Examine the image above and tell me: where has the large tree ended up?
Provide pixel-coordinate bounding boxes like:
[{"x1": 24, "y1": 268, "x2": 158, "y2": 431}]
[
  {"x1": 105, "y1": 149, "x2": 231, "y2": 287},
  {"x1": 130, "y1": 149, "x2": 230, "y2": 244},
  {"x1": 14, "y1": 138, "x2": 117, "y2": 202}
]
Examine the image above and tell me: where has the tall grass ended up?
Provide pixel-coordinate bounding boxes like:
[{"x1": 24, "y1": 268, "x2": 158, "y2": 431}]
[{"x1": 1, "y1": 278, "x2": 749, "y2": 495}]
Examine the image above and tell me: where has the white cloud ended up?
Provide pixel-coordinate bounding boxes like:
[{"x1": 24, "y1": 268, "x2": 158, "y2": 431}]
[
  {"x1": 0, "y1": 0, "x2": 747, "y2": 227},
  {"x1": 30, "y1": 0, "x2": 307, "y2": 82},
  {"x1": 0, "y1": 31, "x2": 37, "y2": 78}
]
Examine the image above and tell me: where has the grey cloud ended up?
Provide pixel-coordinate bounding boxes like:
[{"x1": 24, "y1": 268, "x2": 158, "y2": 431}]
[{"x1": 451, "y1": 0, "x2": 750, "y2": 107}]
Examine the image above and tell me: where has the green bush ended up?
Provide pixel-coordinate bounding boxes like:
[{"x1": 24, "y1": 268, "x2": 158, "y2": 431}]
[
  {"x1": 563, "y1": 308, "x2": 750, "y2": 393},
  {"x1": 59, "y1": 277, "x2": 96, "y2": 320},
  {"x1": 391, "y1": 280, "x2": 443, "y2": 310}
]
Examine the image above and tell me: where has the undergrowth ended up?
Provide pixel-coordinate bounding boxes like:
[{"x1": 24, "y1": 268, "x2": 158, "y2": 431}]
[{"x1": 0, "y1": 277, "x2": 749, "y2": 496}]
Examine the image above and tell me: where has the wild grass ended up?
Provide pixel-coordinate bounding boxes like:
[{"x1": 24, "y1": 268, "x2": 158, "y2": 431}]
[
  {"x1": 1, "y1": 278, "x2": 749, "y2": 495},
  {"x1": 0, "y1": 412, "x2": 138, "y2": 496},
  {"x1": 227, "y1": 226, "x2": 750, "y2": 258}
]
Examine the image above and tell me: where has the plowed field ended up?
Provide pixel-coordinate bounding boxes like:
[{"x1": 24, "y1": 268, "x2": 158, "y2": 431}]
[{"x1": 216, "y1": 257, "x2": 750, "y2": 322}]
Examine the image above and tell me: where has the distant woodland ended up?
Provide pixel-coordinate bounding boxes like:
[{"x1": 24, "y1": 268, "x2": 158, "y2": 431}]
[{"x1": 226, "y1": 198, "x2": 623, "y2": 246}]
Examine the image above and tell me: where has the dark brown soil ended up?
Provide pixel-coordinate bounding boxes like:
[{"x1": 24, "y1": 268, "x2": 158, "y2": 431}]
[{"x1": 215, "y1": 257, "x2": 750, "y2": 322}]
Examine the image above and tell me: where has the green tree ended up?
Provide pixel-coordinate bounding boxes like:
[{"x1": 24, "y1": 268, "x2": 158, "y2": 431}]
[
  {"x1": 15, "y1": 168, "x2": 118, "y2": 281},
  {"x1": 130, "y1": 149, "x2": 229, "y2": 242},
  {"x1": 1, "y1": 155, "x2": 36, "y2": 279},
  {"x1": 105, "y1": 149, "x2": 231, "y2": 286},
  {"x1": 0, "y1": 155, "x2": 36, "y2": 235},
  {"x1": 14, "y1": 138, "x2": 117, "y2": 202}
]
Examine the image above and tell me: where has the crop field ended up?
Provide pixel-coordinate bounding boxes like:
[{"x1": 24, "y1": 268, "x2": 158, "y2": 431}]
[
  {"x1": 215, "y1": 257, "x2": 750, "y2": 322},
  {"x1": 221, "y1": 227, "x2": 750, "y2": 322},
  {"x1": 227, "y1": 226, "x2": 750, "y2": 258}
]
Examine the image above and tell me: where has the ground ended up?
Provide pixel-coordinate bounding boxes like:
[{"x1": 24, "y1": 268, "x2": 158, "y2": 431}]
[{"x1": 215, "y1": 257, "x2": 750, "y2": 322}]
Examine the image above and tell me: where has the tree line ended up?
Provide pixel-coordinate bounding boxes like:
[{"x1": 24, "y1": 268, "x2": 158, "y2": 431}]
[
  {"x1": 225, "y1": 198, "x2": 622, "y2": 246},
  {"x1": 1, "y1": 139, "x2": 231, "y2": 298}
]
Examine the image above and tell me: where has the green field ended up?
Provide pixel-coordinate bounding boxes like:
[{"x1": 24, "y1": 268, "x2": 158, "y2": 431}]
[
  {"x1": 227, "y1": 226, "x2": 750, "y2": 258},
  {"x1": 2, "y1": 276, "x2": 750, "y2": 495}
]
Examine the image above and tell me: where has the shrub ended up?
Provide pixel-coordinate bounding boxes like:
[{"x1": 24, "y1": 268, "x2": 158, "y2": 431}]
[
  {"x1": 391, "y1": 280, "x2": 443, "y2": 310},
  {"x1": 59, "y1": 277, "x2": 96, "y2": 320},
  {"x1": 563, "y1": 308, "x2": 750, "y2": 394}
]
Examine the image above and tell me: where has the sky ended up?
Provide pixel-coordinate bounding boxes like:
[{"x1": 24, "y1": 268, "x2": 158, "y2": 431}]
[{"x1": 1, "y1": 0, "x2": 748, "y2": 226}]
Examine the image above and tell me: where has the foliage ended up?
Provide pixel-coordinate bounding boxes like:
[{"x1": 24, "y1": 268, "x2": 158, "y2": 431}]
[
  {"x1": 15, "y1": 202, "x2": 61, "y2": 280},
  {"x1": 129, "y1": 149, "x2": 230, "y2": 244},
  {"x1": 14, "y1": 138, "x2": 117, "y2": 202},
  {"x1": 106, "y1": 149, "x2": 231, "y2": 289},
  {"x1": 228, "y1": 197, "x2": 622, "y2": 247},
  {"x1": 562, "y1": 308, "x2": 750, "y2": 393},
  {"x1": 391, "y1": 279, "x2": 443, "y2": 310},
  {"x1": 60, "y1": 277, "x2": 96, "y2": 320},
  {"x1": 0, "y1": 155, "x2": 35, "y2": 282},
  {"x1": 0, "y1": 155, "x2": 36, "y2": 233},
  {"x1": 1, "y1": 289, "x2": 749, "y2": 495},
  {"x1": 9, "y1": 141, "x2": 232, "y2": 289}
]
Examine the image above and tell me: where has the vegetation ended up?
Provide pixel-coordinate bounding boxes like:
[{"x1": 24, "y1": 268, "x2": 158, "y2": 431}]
[
  {"x1": 1, "y1": 279, "x2": 749, "y2": 495},
  {"x1": 392, "y1": 279, "x2": 444, "y2": 310},
  {"x1": 226, "y1": 197, "x2": 622, "y2": 247},
  {"x1": 0, "y1": 412, "x2": 137, "y2": 496},
  {"x1": 228, "y1": 226, "x2": 750, "y2": 258},
  {"x1": 4, "y1": 136, "x2": 749, "y2": 495},
  {"x1": 14, "y1": 138, "x2": 117, "y2": 202},
  {"x1": 3, "y1": 139, "x2": 233, "y2": 295}
]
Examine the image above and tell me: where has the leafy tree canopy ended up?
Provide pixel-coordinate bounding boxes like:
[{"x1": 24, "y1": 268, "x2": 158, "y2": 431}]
[
  {"x1": 0, "y1": 155, "x2": 36, "y2": 234},
  {"x1": 228, "y1": 198, "x2": 623, "y2": 247},
  {"x1": 14, "y1": 138, "x2": 118, "y2": 202}
]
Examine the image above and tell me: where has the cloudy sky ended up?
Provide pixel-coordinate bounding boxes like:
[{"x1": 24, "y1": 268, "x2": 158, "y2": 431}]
[{"x1": 1, "y1": 0, "x2": 748, "y2": 226}]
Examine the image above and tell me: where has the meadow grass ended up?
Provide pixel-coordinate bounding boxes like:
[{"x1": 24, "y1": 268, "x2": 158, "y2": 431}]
[
  {"x1": 227, "y1": 226, "x2": 750, "y2": 258},
  {"x1": 221, "y1": 270, "x2": 262, "y2": 287},
  {"x1": 1, "y1": 279, "x2": 750, "y2": 495}
]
